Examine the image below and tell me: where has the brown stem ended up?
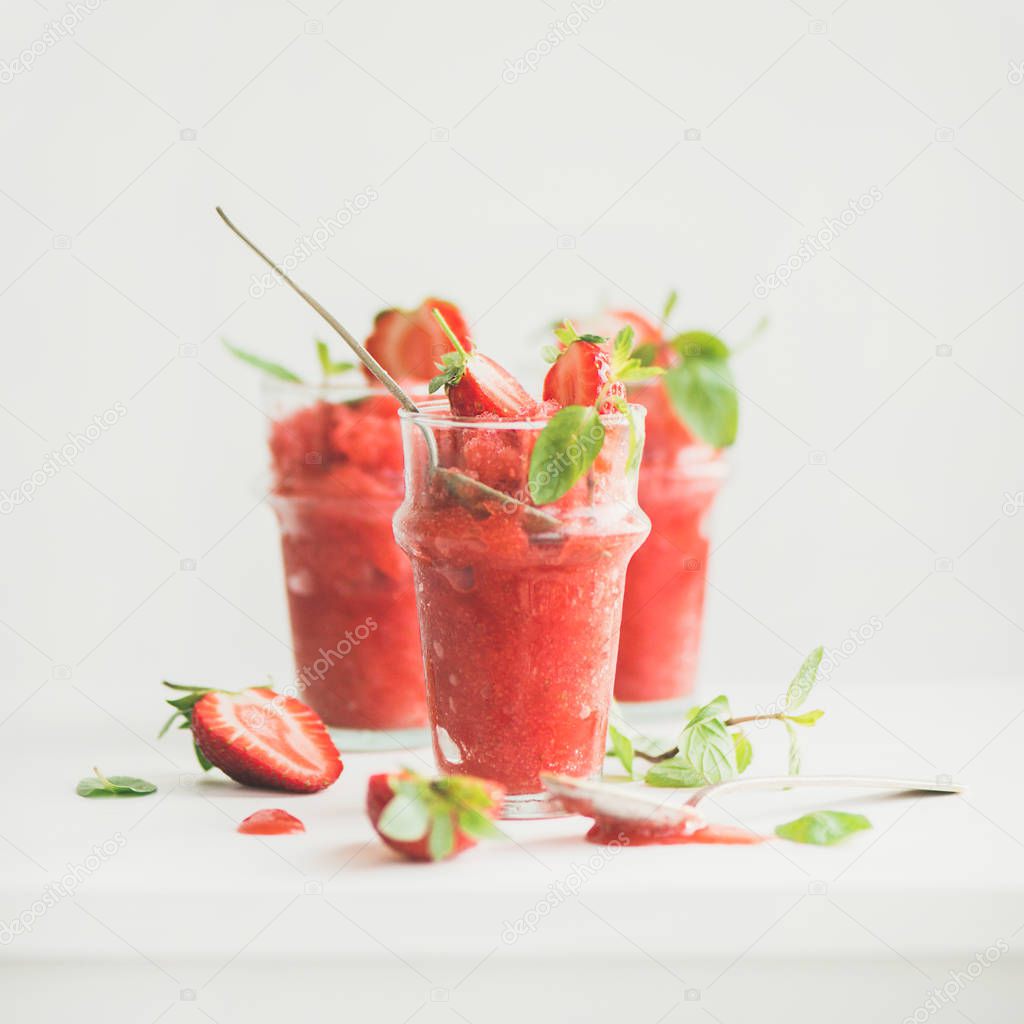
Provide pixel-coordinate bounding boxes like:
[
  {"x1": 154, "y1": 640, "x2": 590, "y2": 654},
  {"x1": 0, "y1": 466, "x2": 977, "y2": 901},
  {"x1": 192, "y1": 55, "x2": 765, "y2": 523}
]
[{"x1": 630, "y1": 713, "x2": 786, "y2": 763}]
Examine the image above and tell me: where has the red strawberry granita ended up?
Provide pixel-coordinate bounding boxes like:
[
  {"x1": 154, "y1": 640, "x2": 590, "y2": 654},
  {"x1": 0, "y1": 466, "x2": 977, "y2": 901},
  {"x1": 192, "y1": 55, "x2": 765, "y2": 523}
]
[
  {"x1": 614, "y1": 381, "x2": 726, "y2": 705},
  {"x1": 394, "y1": 400, "x2": 649, "y2": 816},
  {"x1": 265, "y1": 382, "x2": 428, "y2": 744}
]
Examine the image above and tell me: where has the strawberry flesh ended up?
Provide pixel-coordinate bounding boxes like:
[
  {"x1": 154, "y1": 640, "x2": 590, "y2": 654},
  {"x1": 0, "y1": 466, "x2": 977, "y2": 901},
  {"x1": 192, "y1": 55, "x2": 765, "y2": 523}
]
[
  {"x1": 447, "y1": 353, "x2": 536, "y2": 418},
  {"x1": 237, "y1": 808, "x2": 306, "y2": 835},
  {"x1": 543, "y1": 340, "x2": 625, "y2": 413},
  {"x1": 191, "y1": 688, "x2": 343, "y2": 793},
  {"x1": 365, "y1": 299, "x2": 472, "y2": 382}
]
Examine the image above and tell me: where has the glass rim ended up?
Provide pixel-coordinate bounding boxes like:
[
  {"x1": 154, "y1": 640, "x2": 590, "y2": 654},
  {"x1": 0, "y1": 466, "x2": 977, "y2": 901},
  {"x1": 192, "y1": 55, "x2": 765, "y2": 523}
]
[{"x1": 398, "y1": 398, "x2": 647, "y2": 431}]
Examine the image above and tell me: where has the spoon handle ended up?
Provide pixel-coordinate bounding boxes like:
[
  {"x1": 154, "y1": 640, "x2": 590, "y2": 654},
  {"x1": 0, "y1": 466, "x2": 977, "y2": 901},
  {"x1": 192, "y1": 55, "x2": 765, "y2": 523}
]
[{"x1": 685, "y1": 774, "x2": 965, "y2": 808}]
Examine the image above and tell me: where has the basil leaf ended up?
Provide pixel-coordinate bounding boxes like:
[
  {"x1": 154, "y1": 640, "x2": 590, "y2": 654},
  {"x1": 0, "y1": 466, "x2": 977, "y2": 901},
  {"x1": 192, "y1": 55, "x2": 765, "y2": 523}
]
[
  {"x1": 663, "y1": 356, "x2": 738, "y2": 448},
  {"x1": 528, "y1": 405, "x2": 606, "y2": 504},
  {"x1": 76, "y1": 769, "x2": 156, "y2": 798},
  {"x1": 377, "y1": 792, "x2": 430, "y2": 841},
  {"x1": 775, "y1": 810, "x2": 872, "y2": 846},
  {"x1": 608, "y1": 724, "x2": 635, "y2": 775},
  {"x1": 428, "y1": 810, "x2": 455, "y2": 860},
  {"x1": 784, "y1": 647, "x2": 824, "y2": 712},
  {"x1": 733, "y1": 730, "x2": 753, "y2": 774},
  {"x1": 222, "y1": 341, "x2": 302, "y2": 383},
  {"x1": 645, "y1": 760, "x2": 705, "y2": 788},
  {"x1": 787, "y1": 709, "x2": 825, "y2": 727}
]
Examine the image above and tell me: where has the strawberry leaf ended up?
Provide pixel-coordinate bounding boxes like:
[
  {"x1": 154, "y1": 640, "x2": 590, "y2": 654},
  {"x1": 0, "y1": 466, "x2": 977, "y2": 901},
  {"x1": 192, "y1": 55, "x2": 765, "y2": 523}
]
[
  {"x1": 378, "y1": 790, "x2": 431, "y2": 842},
  {"x1": 528, "y1": 405, "x2": 606, "y2": 504},
  {"x1": 456, "y1": 807, "x2": 504, "y2": 840},
  {"x1": 428, "y1": 811, "x2": 455, "y2": 860}
]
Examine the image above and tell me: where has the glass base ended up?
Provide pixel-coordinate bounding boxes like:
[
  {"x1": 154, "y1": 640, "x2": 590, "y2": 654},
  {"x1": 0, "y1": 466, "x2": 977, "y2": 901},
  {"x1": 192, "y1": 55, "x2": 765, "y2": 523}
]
[
  {"x1": 327, "y1": 724, "x2": 430, "y2": 752},
  {"x1": 499, "y1": 791, "x2": 571, "y2": 820}
]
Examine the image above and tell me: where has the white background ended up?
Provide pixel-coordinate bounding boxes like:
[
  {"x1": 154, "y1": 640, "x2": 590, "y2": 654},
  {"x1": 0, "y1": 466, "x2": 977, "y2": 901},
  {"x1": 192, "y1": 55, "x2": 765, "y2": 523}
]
[{"x1": 2, "y1": 0, "x2": 1023, "y2": 718}]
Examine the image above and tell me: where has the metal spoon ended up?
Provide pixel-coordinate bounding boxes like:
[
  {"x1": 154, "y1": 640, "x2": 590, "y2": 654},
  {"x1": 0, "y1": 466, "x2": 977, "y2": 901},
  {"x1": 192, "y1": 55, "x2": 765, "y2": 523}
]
[{"x1": 684, "y1": 774, "x2": 965, "y2": 808}]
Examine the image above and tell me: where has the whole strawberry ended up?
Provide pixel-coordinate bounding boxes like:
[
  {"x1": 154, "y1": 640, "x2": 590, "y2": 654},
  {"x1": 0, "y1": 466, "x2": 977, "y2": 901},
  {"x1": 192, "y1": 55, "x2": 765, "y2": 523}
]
[
  {"x1": 160, "y1": 683, "x2": 343, "y2": 793},
  {"x1": 366, "y1": 769, "x2": 505, "y2": 862}
]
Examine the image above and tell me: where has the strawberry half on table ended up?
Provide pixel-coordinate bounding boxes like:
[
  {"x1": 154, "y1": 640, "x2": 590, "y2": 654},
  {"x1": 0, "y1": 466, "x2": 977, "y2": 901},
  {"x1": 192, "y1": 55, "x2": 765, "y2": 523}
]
[
  {"x1": 428, "y1": 308, "x2": 536, "y2": 418},
  {"x1": 160, "y1": 683, "x2": 343, "y2": 793},
  {"x1": 365, "y1": 298, "x2": 473, "y2": 382},
  {"x1": 367, "y1": 769, "x2": 505, "y2": 862}
]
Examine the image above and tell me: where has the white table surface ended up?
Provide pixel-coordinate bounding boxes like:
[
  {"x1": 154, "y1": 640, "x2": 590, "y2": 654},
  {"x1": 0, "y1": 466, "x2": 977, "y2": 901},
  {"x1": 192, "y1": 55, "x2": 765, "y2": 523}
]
[{"x1": 4, "y1": 675, "x2": 1022, "y2": 1023}]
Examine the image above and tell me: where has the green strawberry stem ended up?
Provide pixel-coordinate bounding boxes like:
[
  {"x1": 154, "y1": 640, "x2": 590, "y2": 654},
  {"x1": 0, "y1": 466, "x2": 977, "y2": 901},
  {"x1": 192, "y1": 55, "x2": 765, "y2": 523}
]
[{"x1": 431, "y1": 308, "x2": 469, "y2": 360}]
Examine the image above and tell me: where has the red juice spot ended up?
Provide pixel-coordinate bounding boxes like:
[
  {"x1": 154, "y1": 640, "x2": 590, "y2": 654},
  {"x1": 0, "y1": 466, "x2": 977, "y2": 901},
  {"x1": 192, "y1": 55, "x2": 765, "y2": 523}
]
[{"x1": 238, "y1": 809, "x2": 306, "y2": 835}]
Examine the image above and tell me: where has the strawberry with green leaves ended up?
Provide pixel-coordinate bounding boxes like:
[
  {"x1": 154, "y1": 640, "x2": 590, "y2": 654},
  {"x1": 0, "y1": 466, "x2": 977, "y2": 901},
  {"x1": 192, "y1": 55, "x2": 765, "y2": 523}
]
[
  {"x1": 528, "y1": 321, "x2": 663, "y2": 504},
  {"x1": 429, "y1": 308, "x2": 535, "y2": 418},
  {"x1": 160, "y1": 682, "x2": 343, "y2": 793},
  {"x1": 367, "y1": 769, "x2": 505, "y2": 862}
]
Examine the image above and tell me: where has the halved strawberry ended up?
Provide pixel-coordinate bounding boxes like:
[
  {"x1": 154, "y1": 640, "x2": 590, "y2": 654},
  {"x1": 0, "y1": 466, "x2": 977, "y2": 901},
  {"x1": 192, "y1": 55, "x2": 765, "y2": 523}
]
[
  {"x1": 429, "y1": 308, "x2": 535, "y2": 418},
  {"x1": 543, "y1": 335, "x2": 624, "y2": 413},
  {"x1": 367, "y1": 769, "x2": 505, "y2": 862},
  {"x1": 160, "y1": 683, "x2": 343, "y2": 793},
  {"x1": 365, "y1": 298, "x2": 472, "y2": 381}
]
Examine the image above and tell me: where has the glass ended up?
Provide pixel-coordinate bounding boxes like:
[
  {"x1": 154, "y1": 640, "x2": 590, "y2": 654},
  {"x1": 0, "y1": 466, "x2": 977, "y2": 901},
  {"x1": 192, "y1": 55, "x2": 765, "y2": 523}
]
[
  {"x1": 263, "y1": 378, "x2": 428, "y2": 749},
  {"x1": 393, "y1": 401, "x2": 649, "y2": 818},
  {"x1": 614, "y1": 381, "x2": 727, "y2": 715}
]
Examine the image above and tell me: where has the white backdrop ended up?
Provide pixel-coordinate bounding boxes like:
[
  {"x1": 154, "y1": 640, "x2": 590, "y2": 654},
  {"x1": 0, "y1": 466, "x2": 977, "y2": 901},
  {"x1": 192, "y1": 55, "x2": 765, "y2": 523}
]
[{"x1": 2, "y1": 0, "x2": 1023, "y2": 731}]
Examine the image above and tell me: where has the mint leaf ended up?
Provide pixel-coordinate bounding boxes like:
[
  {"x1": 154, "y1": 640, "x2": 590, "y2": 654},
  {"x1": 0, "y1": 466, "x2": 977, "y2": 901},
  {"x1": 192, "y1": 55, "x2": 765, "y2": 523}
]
[
  {"x1": 787, "y1": 709, "x2": 825, "y2": 727},
  {"x1": 784, "y1": 647, "x2": 824, "y2": 712},
  {"x1": 775, "y1": 810, "x2": 872, "y2": 846},
  {"x1": 785, "y1": 720, "x2": 801, "y2": 775},
  {"x1": 378, "y1": 791, "x2": 430, "y2": 841},
  {"x1": 663, "y1": 355, "x2": 738, "y2": 447},
  {"x1": 528, "y1": 405, "x2": 606, "y2": 504},
  {"x1": 428, "y1": 810, "x2": 455, "y2": 860},
  {"x1": 733, "y1": 730, "x2": 753, "y2": 774},
  {"x1": 687, "y1": 694, "x2": 731, "y2": 726},
  {"x1": 222, "y1": 341, "x2": 302, "y2": 383},
  {"x1": 633, "y1": 343, "x2": 658, "y2": 367},
  {"x1": 77, "y1": 768, "x2": 156, "y2": 798},
  {"x1": 678, "y1": 714, "x2": 736, "y2": 784},
  {"x1": 670, "y1": 331, "x2": 730, "y2": 360},
  {"x1": 663, "y1": 290, "x2": 679, "y2": 322},
  {"x1": 608, "y1": 724, "x2": 635, "y2": 775},
  {"x1": 645, "y1": 760, "x2": 705, "y2": 788}
]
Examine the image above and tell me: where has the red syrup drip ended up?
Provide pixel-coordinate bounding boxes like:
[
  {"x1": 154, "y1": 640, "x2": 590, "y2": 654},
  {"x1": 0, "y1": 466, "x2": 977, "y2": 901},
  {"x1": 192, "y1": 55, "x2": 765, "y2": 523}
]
[
  {"x1": 238, "y1": 809, "x2": 306, "y2": 835},
  {"x1": 586, "y1": 818, "x2": 766, "y2": 846}
]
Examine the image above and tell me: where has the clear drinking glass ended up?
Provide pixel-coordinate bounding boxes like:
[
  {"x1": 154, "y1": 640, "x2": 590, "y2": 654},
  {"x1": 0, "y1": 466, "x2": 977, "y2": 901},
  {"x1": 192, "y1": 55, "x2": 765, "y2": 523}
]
[
  {"x1": 393, "y1": 401, "x2": 650, "y2": 818},
  {"x1": 263, "y1": 378, "x2": 428, "y2": 749}
]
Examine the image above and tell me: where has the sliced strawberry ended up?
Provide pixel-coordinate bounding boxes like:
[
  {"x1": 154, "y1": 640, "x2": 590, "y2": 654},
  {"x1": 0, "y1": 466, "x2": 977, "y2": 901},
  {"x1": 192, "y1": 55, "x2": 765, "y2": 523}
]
[
  {"x1": 367, "y1": 770, "x2": 505, "y2": 862},
  {"x1": 161, "y1": 683, "x2": 342, "y2": 793},
  {"x1": 543, "y1": 337, "x2": 624, "y2": 413},
  {"x1": 429, "y1": 308, "x2": 535, "y2": 418},
  {"x1": 365, "y1": 298, "x2": 472, "y2": 382}
]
